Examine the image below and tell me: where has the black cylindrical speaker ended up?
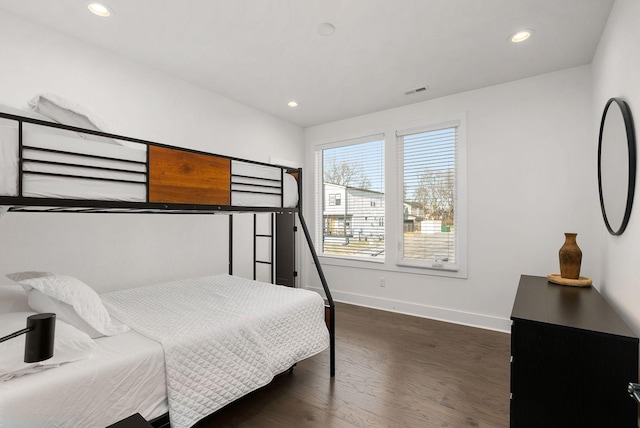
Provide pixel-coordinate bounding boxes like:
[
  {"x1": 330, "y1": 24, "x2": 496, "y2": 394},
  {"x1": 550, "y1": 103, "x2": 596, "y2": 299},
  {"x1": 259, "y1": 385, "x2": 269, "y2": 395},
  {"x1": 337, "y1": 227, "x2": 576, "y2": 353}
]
[{"x1": 24, "y1": 313, "x2": 56, "y2": 363}]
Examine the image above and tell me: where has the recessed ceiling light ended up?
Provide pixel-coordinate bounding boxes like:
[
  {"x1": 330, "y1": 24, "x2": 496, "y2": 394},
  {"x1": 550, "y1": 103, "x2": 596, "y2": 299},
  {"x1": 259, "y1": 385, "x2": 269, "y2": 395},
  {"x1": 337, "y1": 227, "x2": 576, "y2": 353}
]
[
  {"x1": 510, "y1": 29, "x2": 533, "y2": 43},
  {"x1": 288, "y1": 101, "x2": 299, "y2": 108},
  {"x1": 87, "y1": 3, "x2": 112, "y2": 17},
  {"x1": 318, "y1": 23, "x2": 336, "y2": 36}
]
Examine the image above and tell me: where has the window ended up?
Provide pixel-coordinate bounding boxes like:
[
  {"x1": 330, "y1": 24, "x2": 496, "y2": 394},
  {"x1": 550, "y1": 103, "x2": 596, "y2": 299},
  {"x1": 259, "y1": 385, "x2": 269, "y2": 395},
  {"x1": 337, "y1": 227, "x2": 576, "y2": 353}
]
[
  {"x1": 317, "y1": 135, "x2": 385, "y2": 259},
  {"x1": 398, "y1": 121, "x2": 460, "y2": 270},
  {"x1": 329, "y1": 194, "x2": 342, "y2": 206},
  {"x1": 313, "y1": 117, "x2": 466, "y2": 277}
]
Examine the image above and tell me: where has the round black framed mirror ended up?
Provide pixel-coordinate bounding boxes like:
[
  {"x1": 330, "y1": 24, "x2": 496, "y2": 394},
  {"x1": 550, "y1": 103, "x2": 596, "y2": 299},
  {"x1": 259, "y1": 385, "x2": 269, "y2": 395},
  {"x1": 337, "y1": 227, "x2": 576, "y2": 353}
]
[{"x1": 598, "y1": 97, "x2": 636, "y2": 235}]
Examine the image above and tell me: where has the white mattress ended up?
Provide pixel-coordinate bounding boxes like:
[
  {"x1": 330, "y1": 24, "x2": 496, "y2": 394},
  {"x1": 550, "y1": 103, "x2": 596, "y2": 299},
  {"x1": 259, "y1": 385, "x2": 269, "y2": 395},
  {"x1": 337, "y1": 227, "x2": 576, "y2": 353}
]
[
  {"x1": 102, "y1": 274, "x2": 329, "y2": 428},
  {"x1": 231, "y1": 160, "x2": 299, "y2": 208},
  {"x1": 0, "y1": 118, "x2": 299, "y2": 208},
  {"x1": 0, "y1": 119, "x2": 147, "y2": 202},
  {"x1": 0, "y1": 330, "x2": 167, "y2": 428}
]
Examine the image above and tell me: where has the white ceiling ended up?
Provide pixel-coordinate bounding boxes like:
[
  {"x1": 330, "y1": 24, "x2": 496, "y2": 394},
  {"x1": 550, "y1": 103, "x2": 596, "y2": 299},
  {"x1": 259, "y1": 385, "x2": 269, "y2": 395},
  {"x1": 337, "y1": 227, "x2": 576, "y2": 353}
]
[{"x1": 0, "y1": 0, "x2": 614, "y2": 127}]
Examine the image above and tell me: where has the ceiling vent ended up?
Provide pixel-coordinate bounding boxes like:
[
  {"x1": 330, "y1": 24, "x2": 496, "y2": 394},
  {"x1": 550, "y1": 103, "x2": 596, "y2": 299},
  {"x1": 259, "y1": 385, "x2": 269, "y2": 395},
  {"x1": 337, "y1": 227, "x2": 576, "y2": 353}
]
[{"x1": 404, "y1": 86, "x2": 429, "y2": 96}]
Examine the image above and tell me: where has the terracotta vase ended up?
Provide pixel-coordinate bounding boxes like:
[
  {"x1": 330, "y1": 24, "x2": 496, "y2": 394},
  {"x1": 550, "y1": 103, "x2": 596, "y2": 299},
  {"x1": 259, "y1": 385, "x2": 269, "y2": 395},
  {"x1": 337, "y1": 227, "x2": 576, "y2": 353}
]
[{"x1": 559, "y1": 233, "x2": 582, "y2": 279}]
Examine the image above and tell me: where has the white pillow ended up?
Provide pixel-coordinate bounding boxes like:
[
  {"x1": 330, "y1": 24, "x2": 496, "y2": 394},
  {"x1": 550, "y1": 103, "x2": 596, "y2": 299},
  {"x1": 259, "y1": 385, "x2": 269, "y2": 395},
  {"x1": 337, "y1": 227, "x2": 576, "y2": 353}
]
[
  {"x1": 0, "y1": 312, "x2": 97, "y2": 382},
  {"x1": 28, "y1": 290, "x2": 102, "y2": 338},
  {"x1": 0, "y1": 103, "x2": 54, "y2": 123},
  {"x1": 6, "y1": 272, "x2": 129, "y2": 338},
  {"x1": 0, "y1": 285, "x2": 31, "y2": 314},
  {"x1": 0, "y1": 103, "x2": 78, "y2": 139},
  {"x1": 28, "y1": 93, "x2": 136, "y2": 148},
  {"x1": 29, "y1": 93, "x2": 114, "y2": 134}
]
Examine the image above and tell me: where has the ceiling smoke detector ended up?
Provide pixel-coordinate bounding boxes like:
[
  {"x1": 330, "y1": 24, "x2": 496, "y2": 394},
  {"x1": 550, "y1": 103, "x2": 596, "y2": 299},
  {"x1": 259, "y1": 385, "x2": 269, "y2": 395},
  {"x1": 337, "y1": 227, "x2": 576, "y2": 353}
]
[
  {"x1": 318, "y1": 23, "x2": 336, "y2": 36},
  {"x1": 404, "y1": 86, "x2": 430, "y2": 96}
]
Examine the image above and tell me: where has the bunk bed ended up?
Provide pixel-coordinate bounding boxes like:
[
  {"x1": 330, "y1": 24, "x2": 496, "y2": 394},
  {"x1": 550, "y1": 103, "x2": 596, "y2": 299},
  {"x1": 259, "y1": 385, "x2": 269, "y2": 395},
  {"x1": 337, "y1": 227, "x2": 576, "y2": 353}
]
[{"x1": 0, "y1": 108, "x2": 336, "y2": 428}]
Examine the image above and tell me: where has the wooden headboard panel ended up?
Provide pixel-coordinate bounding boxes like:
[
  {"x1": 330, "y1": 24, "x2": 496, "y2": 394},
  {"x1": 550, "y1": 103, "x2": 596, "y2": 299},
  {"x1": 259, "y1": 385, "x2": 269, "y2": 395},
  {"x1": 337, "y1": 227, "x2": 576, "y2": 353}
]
[{"x1": 148, "y1": 146, "x2": 231, "y2": 205}]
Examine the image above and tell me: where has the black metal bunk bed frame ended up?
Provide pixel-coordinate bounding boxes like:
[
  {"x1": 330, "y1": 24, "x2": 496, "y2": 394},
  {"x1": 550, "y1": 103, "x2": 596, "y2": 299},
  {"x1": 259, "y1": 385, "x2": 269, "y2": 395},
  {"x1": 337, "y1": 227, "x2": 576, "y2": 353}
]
[{"x1": 0, "y1": 112, "x2": 336, "y2": 382}]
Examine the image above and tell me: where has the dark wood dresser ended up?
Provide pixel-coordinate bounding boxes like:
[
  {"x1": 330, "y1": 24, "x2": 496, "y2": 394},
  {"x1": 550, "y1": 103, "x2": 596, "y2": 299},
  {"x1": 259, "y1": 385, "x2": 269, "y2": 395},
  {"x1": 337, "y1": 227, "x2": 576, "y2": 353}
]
[{"x1": 510, "y1": 275, "x2": 639, "y2": 427}]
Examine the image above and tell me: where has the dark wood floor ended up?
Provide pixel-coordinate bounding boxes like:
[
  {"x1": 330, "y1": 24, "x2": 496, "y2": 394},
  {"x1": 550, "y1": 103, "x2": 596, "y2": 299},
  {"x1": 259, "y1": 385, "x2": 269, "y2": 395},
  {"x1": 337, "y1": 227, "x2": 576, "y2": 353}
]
[{"x1": 195, "y1": 302, "x2": 511, "y2": 428}]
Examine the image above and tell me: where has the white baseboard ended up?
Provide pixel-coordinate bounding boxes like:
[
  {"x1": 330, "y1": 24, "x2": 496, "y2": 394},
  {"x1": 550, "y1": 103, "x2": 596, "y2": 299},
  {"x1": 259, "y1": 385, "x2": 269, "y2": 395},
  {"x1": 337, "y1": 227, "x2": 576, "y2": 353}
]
[{"x1": 308, "y1": 287, "x2": 512, "y2": 333}]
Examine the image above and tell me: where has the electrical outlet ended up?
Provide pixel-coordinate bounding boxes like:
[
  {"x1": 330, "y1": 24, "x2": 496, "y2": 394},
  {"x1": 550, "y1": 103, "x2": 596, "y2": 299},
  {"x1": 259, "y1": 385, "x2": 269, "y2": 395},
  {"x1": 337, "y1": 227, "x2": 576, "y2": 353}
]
[{"x1": 379, "y1": 277, "x2": 385, "y2": 287}]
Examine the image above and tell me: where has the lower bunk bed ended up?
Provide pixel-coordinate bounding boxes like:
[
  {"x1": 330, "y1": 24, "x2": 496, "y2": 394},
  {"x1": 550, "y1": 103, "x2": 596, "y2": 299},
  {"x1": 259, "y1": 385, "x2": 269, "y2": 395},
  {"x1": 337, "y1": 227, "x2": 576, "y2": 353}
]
[{"x1": 0, "y1": 273, "x2": 329, "y2": 428}]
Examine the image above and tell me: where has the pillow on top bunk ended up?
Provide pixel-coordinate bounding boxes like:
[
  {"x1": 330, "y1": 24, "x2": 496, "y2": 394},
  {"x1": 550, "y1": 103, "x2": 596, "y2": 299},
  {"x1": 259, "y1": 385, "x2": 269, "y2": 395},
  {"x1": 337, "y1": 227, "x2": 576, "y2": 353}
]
[
  {"x1": 0, "y1": 103, "x2": 53, "y2": 123},
  {"x1": 28, "y1": 94, "x2": 140, "y2": 148},
  {"x1": 29, "y1": 94, "x2": 114, "y2": 134},
  {"x1": 0, "y1": 104, "x2": 75, "y2": 138},
  {"x1": 0, "y1": 312, "x2": 96, "y2": 382},
  {"x1": 6, "y1": 272, "x2": 129, "y2": 339}
]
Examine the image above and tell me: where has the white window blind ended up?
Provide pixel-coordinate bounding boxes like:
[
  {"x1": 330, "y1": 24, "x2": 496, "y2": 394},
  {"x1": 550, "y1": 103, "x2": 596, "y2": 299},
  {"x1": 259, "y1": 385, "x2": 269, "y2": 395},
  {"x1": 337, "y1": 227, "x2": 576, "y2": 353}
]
[
  {"x1": 398, "y1": 122, "x2": 458, "y2": 268},
  {"x1": 316, "y1": 135, "x2": 385, "y2": 259}
]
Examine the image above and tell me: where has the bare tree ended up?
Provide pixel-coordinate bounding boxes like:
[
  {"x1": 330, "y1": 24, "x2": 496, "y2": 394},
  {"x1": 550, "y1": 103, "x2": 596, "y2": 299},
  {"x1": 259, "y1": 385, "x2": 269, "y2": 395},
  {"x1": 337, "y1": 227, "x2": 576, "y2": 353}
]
[
  {"x1": 324, "y1": 159, "x2": 362, "y2": 188},
  {"x1": 358, "y1": 176, "x2": 371, "y2": 189},
  {"x1": 413, "y1": 168, "x2": 454, "y2": 224}
]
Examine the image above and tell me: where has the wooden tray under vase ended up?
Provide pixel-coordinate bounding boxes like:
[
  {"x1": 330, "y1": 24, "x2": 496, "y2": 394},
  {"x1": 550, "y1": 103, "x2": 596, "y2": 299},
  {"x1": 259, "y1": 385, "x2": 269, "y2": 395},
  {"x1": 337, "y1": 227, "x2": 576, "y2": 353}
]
[{"x1": 547, "y1": 273, "x2": 592, "y2": 287}]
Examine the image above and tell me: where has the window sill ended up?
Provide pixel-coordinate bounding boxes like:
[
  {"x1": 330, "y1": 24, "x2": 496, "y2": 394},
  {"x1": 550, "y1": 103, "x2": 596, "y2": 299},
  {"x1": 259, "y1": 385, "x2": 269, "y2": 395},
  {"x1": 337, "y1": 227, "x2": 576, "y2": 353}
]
[
  {"x1": 319, "y1": 254, "x2": 385, "y2": 266},
  {"x1": 396, "y1": 260, "x2": 458, "y2": 271},
  {"x1": 317, "y1": 255, "x2": 467, "y2": 279}
]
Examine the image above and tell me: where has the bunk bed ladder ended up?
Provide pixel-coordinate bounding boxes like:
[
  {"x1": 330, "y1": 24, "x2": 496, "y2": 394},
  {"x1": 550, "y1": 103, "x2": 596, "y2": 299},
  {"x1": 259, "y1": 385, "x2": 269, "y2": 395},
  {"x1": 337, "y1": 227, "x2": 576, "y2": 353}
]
[
  {"x1": 253, "y1": 213, "x2": 275, "y2": 283},
  {"x1": 297, "y1": 212, "x2": 336, "y2": 378},
  {"x1": 230, "y1": 211, "x2": 335, "y2": 377}
]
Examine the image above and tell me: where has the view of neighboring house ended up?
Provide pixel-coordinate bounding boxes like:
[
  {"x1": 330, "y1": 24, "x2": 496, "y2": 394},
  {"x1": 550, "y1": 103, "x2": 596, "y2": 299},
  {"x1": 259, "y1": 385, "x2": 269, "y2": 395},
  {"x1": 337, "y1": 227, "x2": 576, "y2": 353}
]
[
  {"x1": 403, "y1": 201, "x2": 425, "y2": 232},
  {"x1": 323, "y1": 182, "x2": 385, "y2": 244},
  {"x1": 323, "y1": 183, "x2": 448, "y2": 239}
]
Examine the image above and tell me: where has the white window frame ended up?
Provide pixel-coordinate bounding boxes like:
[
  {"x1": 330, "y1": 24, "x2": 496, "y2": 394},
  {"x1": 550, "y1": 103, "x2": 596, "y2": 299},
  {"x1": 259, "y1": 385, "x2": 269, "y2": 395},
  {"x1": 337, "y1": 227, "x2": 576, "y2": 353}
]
[
  {"x1": 396, "y1": 118, "x2": 467, "y2": 277},
  {"x1": 313, "y1": 115, "x2": 466, "y2": 279},
  {"x1": 315, "y1": 133, "x2": 386, "y2": 264}
]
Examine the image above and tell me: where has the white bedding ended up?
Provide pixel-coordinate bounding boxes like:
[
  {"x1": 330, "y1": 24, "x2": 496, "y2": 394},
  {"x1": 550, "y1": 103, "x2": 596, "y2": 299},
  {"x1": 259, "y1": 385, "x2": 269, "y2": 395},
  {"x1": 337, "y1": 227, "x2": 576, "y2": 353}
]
[
  {"x1": 102, "y1": 274, "x2": 329, "y2": 428},
  {"x1": 0, "y1": 330, "x2": 168, "y2": 428}
]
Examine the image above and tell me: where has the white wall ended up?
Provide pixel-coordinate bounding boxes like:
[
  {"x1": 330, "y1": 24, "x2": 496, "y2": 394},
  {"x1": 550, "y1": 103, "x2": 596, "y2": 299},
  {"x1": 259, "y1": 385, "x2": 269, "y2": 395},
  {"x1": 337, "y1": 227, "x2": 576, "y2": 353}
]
[
  {"x1": 3, "y1": 4, "x2": 632, "y2": 336},
  {"x1": 592, "y1": 0, "x2": 640, "y2": 334},
  {"x1": 0, "y1": 12, "x2": 304, "y2": 292},
  {"x1": 304, "y1": 66, "x2": 599, "y2": 332}
]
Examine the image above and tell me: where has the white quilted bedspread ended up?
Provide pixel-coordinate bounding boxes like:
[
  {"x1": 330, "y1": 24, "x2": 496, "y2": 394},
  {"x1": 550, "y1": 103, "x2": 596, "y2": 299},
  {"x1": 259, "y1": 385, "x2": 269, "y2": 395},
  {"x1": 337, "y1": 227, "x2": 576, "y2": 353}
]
[{"x1": 102, "y1": 274, "x2": 329, "y2": 428}]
